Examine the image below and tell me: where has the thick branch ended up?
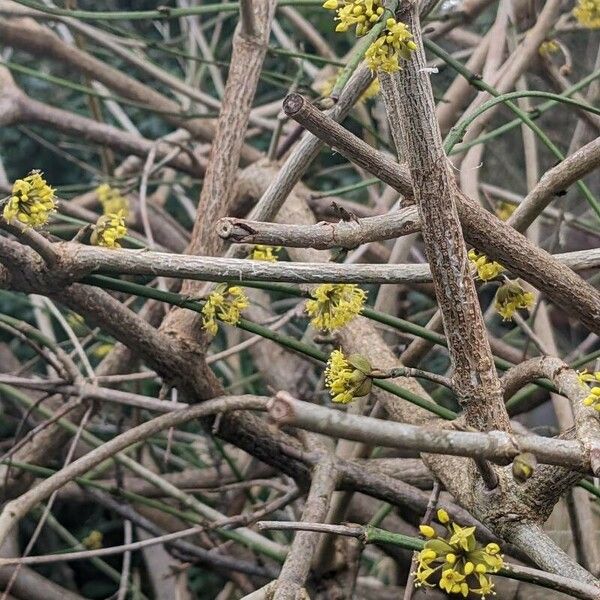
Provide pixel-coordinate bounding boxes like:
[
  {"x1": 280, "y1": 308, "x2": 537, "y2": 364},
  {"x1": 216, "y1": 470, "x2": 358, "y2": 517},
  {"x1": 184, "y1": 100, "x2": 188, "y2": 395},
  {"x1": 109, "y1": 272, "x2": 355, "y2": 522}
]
[
  {"x1": 25, "y1": 241, "x2": 599, "y2": 286},
  {"x1": 268, "y1": 392, "x2": 588, "y2": 471},
  {"x1": 282, "y1": 93, "x2": 600, "y2": 336},
  {"x1": 186, "y1": 0, "x2": 275, "y2": 259},
  {"x1": 378, "y1": 2, "x2": 505, "y2": 430}
]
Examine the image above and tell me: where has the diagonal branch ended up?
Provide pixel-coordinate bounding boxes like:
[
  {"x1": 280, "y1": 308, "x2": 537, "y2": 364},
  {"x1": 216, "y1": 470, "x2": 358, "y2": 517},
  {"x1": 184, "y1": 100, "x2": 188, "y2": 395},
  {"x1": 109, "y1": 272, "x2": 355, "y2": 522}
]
[{"x1": 281, "y1": 93, "x2": 600, "y2": 337}]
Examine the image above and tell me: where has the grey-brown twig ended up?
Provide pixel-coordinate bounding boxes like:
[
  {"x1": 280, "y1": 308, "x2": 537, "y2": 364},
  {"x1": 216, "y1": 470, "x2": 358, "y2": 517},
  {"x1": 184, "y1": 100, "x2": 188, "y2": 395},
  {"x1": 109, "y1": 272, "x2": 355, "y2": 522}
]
[
  {"x1": 273, "y1": 459, "x2": 337, "y2": 600},
  {"x1": 281, "y1": 93, "x2": 600, "y2": 337},
  {"x1": 268, "y1": 392, "x2": 588, "y2": 470}
]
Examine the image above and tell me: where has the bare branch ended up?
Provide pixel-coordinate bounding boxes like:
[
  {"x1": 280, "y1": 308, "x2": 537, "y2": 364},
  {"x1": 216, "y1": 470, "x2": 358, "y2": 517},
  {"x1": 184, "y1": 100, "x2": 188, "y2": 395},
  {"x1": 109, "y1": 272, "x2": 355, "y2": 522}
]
[
  {"x1": 268, "y1": 392, "x2": 589, "y2": 470},
  {"x1": 281, "y1": 93, "x2": 600, "y2": 336}
]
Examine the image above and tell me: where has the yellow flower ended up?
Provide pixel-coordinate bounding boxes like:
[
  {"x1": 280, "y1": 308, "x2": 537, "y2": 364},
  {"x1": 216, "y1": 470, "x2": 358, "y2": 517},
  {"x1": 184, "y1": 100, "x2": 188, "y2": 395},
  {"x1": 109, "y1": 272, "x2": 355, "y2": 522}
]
[
  {"x1": 96, "y1": 183, "x2": 129, "y2": 216},
  {"x1": 495, "y1": 201, "x2": 516, "y2": 221},
  {"x1": 361, "y1": 77, "x2": 381, "y2": 100},
  {"x1": 413, "y1": 509, "x2": 503, "y2": 598},
  {"x1": 468, "y1": 249, "x2": 505, "y2": 282},
  {"x1": 573, "y1": 0, "x2": 600, "y2": 28},
  {"x1": 494, "y1": 281, "x2": 535, "y2": 321},
  {"x1": 66, "y1": 312, "x2": 88, "y2": 336},
  {"x1": 317, "y1": 73, "x2": 380, "y2": 102},
  {"x1": 249, "y1": 245, "x2": 280, "y2": 262},
  {"x1": 440, "y1": 569, "x2": 467, "y2": 596},
  {"x1": 578, "y1": 370, "x2": 600, "y2": 410},
  {"x1": 305, "y1": 283, "x2": 366, "y2": 331},
  {"x1": 3, "y1": 170, "x2": 56, "y2": 228},
  {"x1": 82, "y1": 530, "x2": 103, "y2": 550},
  {"x1": 365, "y1": 18, "x2": 417, "y2": 73},
  {"x1": 419, "y1": 525, "x2": 436, "y2": 538},
  {"x1": 583, "y1": 386, "x2": 600, "y2": 411},
  {"x1": 414, "y1": 560, "x2": 437, "y2": 587},
  {"x1": 91, "y1": 210, "x2": 127, "y2": 248},
  {"x1": 512, "y1": 452, "x2": 537, "y2": 482},
  {"x1": 324, "y1": 0, "x2": 385, "y2": 36},
  {"x1": 449, "y1": 523, "x2": 477, "y2": 552},
  {"x1": 577, "y1": 369, "x2": 600, "y2": 386},
  {"x1": 93, "y1": 343, "x2": 114, "y2": 358},
  {"x1": 201, "y1": 284, "x2": 249, "y2": 336},
  {"x1": 539, "y1": 39, "x2": 560, "y2": 56},
  {"x1": 324, "y1": 349, "x2": 372, "y2": 404},
  {"x1": 471, "y1": 573, "x2": 495, "y2": 598}
]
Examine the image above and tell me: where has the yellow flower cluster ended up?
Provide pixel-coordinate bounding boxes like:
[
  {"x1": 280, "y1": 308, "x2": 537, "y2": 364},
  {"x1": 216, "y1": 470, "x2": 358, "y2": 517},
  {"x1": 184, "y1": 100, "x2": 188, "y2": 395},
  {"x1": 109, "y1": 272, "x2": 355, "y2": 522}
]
[
  {"x1": 365, "y1": 18, "x2": 417, "y2": 73},
  {"x1": 96, "y1": 183, "x2": 129, "y2": 216},
  {"x1": 512, "y1": 452, "x2": 537, "y2": 482},
  {"x1": 317, "y1": 72, "x2": 380, "y2": 102},
  {"x1": 415, "y1": 509, "x2": 503, "y2": 598},
  {"x1": 249, "y1": 245, "x2": 280, "y2": 262},
  {"x1": 573, "y1": 0, "x2": 600, "y2": 28},
  {"x1": 305, "y1": 283, "x2": 366, "y2": 331},
  {"x1": 201, "y1": 284, "x2": 249, "y2": 336},
  {"x1": 495, "y1": 201, "x2": 517, "y2": 221},
  {"x1": 322, "y1": 0, "x2": 385, "y2": 36},
  {"x1": 360, "y1": 76, "x2": 381, "y2": 100},
  {"x1": 538, "y1": 39, "x2": 560, "y2": 56},
  {"x1": 494, "y1": 281, "x2": 535, "y2": 321},
  {"x1": 324, "y1": 349, "x2": 372, "y2": 404},
  {"x1": 82, "y1": 530, "x2": 103, "y2": 550},
  {"x1": 93, "y1": 343, "x2": 114, "y2": 358},
  {"x1": 468, "y1": 250, "x2": 505, "y2": 282},
  {"x1": 66, "y1": 312, "x2": 87, "y2": 336},
  {"x1": 3, "y1": 170, "x2": 56, "y2": 228},
  {"x1": 91, "y1": 210, "x2": 127, "y2": 248},
  {"x1": 578, "y1": 370, "x2": 600, "y2": 411}
]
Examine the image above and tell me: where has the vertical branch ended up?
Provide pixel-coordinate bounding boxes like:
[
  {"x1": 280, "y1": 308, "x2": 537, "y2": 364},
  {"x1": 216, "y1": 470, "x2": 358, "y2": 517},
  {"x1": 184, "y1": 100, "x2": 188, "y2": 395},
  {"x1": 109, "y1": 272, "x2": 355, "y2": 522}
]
[
  {"x1": 161, "y1": 0, "x2": 276, "y2": 346},
  {"x1": 377, "y1": 0, "x2": 508, "y2": 431},
  {"x1": 186, "y1": 0, "x2": 276, "y2": 260},
  {"x1": 240, "y1": 0, "x2": 257, "y2": 39},
  {"x1": 273, "y1": 460, "x2": 338, "y2": 600}
]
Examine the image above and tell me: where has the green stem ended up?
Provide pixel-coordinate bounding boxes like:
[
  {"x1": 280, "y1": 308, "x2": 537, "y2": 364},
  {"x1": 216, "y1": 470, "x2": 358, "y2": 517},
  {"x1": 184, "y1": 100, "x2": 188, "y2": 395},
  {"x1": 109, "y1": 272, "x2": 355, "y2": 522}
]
[
  {"x1": 367, "y1": 502, "x2": 393, "y2": 527},
  {"x1": 311, "y1": 177, "x2": 380, "y2": 198},
  {"x1": 578, "y1": 479, "x2": 600, "y2": 500},
  {"x1": 426, "y1": 40, "x2": 600, "y2": 220},
  {"x1": 444, "y1": 90, "x2": 600, "y2": 154},
  {"x1": 268, "y1": 46, "x2": 345, "y2": 67},
  {"x1": 451, "y1": 67, "x2": 600, "y2": 155},
  {"x1": 364, "y1": 525, "x2": 423, "y2": 550},
  {"x1": 11, "y1": 0, "x2": 322, "y2": 20},
  {"x1": 81, "y1": 274, "x2": 600, "y2": 409},
  {"x1": 81, "y1": 275, "x2": 455, "y2": 419}
]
